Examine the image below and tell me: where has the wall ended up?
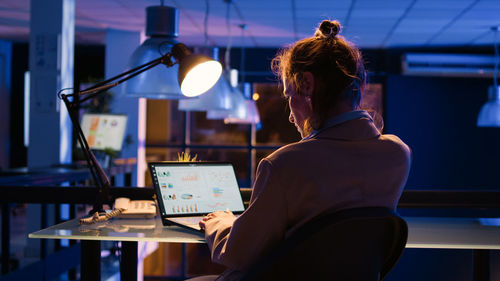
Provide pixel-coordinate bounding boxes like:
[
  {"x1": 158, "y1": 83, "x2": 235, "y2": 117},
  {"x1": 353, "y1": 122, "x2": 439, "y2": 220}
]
[
  {"x1": 0, "y1": 40, "x2": 12, "y2": 170},
  {"x1": 8, "y1": 43, "x2": 105, "y2": 168},
  {"x1": 9, "y1": 43, "x2": 28, "y2": 168},
  {"x1": 385, "y1": 74, "x2": 500, "y2": 190},
  {"x1": 384, "y1": 74, "x2": 500, "y2": 281}
]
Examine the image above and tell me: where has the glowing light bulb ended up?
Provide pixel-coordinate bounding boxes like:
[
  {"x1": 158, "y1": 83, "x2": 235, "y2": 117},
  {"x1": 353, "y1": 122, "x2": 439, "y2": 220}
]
[{"x1": 181, "y1": 61, "x2": 222, "y2": 97}]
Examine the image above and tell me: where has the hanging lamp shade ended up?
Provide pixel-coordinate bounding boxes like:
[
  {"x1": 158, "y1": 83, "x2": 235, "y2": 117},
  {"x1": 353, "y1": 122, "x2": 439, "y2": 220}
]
[
  {"x1": 207, "y1": 86, "x2": 248, "y2": 120},
  {"x1": 223, "y1": 83, "x2": 261, "y2": 124},
  {"x1": 224, "y1": 99, "x2": 261, "y2": 124},
  {"x1": 477, "y1": 85, "x2": 500, "y2": 127},
  {"x1": 178, "y1": 73, "x2": 231, "y2": 111},
  {"x1": 125, "y1": 37, "x2": 185, "y2": 99},
  {"x1": 477, "y1": 27, "x2": 500, "y2": 127},
  {"x1": 123, "y1": 6, "x2": 185, "y2": 99}
]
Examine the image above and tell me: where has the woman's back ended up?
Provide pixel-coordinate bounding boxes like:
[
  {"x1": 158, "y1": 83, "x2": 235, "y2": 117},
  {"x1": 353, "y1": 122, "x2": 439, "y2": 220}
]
[{"x1": 264, "y1": 116, "x2": 411, "y2": 237}]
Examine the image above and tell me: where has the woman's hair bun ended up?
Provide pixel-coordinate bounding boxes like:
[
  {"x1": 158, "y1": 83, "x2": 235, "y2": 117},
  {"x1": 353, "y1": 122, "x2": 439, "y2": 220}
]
[{"x1": 315, "y1": 20, "x2": 341, "y2": 39}]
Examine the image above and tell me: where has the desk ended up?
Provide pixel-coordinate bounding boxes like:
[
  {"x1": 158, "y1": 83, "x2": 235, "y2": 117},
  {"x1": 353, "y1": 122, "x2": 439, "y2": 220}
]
[
  {"x1": 29, "y1": 217, "x2": 204, "y2": 281},
  {"x1": 30, "y1": 216, "x2": 500, "y2": 281},
  {"x1": 406, "y1": 217, "x2": 500, "y2": 281},
  {"x1": 406, "y1": 217, "x2": 500, "y2": 250}
]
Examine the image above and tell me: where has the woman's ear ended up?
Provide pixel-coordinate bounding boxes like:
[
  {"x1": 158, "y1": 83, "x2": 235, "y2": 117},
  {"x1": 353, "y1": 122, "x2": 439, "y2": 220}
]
[
  {"x1": 302, "y1": 72, "x2": 314, "y2": 98},
  {"x1": 302, "y1": 72, "x2": 314, "y2": 110}
]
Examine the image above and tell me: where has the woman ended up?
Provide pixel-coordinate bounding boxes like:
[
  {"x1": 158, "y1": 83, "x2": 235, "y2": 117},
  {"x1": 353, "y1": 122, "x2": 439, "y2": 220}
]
[{"x1": 198, "y1": 20, "x2": 411, "y2": 280}]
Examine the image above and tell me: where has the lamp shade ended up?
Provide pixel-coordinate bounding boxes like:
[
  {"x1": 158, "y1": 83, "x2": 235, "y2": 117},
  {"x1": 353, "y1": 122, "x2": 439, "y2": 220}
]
[
  {"x1": 180, "y1": 59, "x2": 222, "y2": 97},
  {"x1": 123, "y1": 6, "x2": 187, "y2": 99},
  {"x1": 477, "y1": 85, "x2": 500, "y2": 127},
  {"x1": 124, "y1": 37, "x2": 185, "y2": 99},
  {"x1": 171, "y1": 43, "x2": 222, "y2": 97},
  {"x1": 207, "y1": 86, "x2": 248, "y2": 120},
  {"x1": 223, "y1": 83, "x2": 261, "y2": 124},
  {"x1": 178, "y1": 74, "x2": 232, "y2": 111},
  {"x1": 224, "y1": 99, "x2": 261, "y2": 124}
]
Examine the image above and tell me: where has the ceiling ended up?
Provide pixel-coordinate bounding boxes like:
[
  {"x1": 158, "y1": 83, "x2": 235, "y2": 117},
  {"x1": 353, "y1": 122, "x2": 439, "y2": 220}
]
[{"x1": 0, "y1": 0, "x2": 499, "y2": 49}]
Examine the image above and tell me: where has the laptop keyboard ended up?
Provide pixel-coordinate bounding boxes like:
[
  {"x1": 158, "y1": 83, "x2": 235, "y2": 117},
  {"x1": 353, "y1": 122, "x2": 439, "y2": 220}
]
[{"x1": 170, "y1": 217, "x2": 203, "y2": 226}]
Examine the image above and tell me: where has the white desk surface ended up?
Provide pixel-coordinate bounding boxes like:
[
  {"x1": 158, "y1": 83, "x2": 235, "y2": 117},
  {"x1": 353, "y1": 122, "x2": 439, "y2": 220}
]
[
  {"x1": 29, "y1": 217, "x2": 205, "y2": 243},
  {"x1": 29, "y1": 216, "x2": 500, "y2": 250},
  {"x1": 405, "y1": 216, "x2": 500, "y2": 250}
]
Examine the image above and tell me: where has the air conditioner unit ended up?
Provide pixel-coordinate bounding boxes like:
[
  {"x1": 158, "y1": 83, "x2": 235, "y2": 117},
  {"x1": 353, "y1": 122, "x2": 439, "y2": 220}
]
[{"x1": 402, "y1": 53, "x2": 498, "y2": 77}]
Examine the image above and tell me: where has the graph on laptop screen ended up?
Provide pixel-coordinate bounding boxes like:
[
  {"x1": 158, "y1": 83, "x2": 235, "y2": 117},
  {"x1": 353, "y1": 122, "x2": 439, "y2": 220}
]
[{"x1": 153, "y1": 164, "x2": 245, "y2": 215}]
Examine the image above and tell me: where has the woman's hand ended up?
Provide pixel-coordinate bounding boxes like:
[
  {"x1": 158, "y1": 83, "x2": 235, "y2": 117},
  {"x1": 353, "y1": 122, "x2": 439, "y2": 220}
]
[{"x1": 199, "y1": 209, "x2": 234, "y2": 230}]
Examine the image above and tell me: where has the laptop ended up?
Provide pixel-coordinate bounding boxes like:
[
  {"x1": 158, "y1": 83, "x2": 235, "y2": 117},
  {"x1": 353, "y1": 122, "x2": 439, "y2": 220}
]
[{"x1": 149, "y1": 161, "x2": 246, "y2": 232}]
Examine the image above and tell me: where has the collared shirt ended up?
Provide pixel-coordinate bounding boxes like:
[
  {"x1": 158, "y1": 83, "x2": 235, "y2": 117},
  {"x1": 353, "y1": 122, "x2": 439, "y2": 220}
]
[{"x1": 301, "y1": 110, "x2": 373, "y2": 141}]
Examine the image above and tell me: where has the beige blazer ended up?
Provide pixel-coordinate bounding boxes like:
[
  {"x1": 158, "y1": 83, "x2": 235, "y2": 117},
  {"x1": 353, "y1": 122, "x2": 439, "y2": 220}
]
[{"x1": 203, "y1": 116, "x2": 411, "y2": 274}]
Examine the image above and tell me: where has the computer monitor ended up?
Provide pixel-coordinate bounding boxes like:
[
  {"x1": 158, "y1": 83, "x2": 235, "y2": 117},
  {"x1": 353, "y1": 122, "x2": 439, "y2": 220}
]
[{"x1": 80, "y1": 113, "x2": 127, "y2": 151}]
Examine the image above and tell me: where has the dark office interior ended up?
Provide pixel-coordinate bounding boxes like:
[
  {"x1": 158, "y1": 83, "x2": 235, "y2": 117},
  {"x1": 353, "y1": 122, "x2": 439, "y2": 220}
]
[{"x1": 1, "y1": 0, "x2": 500, "y2": 281}]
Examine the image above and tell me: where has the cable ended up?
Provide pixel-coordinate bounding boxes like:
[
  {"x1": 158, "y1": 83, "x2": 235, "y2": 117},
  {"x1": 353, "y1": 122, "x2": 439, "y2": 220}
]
[
  {"x1": 239, "y1": 24, "x2": 247, "y2": 84},
  {"x1": 204, "y1": 0, "x2": 210, "y2": 46},
  {"x1": 231, "y1": 1, "x2": 258, "y2": 47},
  {"x1": 79, "y1": 208, "x2": 125, "y2": 225},
  {"x1": 343, "y1": 0, "x2": 356, "y2": 35},
  {"x1": 224, "y1": 0, "x2": 232, "y2": 70},
  {"x1": 57, "y1": 88, "x2": 74, "y2": 100},
  {"x1": 291, "y1": 0, "x2": 298, "y2": 41},
  {"x1": 171, "y1": 0, "x2": 216, "y2": 46},
  {"x1": 493, "y1": 27, "x2": 498, "y2": 90}
]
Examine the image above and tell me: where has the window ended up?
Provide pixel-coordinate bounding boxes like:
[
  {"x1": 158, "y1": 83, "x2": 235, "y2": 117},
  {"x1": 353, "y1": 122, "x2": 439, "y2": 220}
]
[
  {"x1": 146, "y1": 83, "x2": 300, "y2": 188},
  {"x1": 146, "y1": 82, "x2": 384, "y2": 187}
]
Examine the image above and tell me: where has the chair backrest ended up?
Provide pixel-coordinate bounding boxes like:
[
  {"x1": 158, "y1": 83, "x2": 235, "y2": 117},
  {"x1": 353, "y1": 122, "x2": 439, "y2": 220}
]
[{"x1": 240, "y1": 207, "x2": 408, "y2": 281}]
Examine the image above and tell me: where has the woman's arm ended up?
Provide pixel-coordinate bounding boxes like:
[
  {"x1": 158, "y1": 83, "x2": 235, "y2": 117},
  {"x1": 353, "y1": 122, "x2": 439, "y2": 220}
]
[{"x1": 201, "y1": 159, "x2": 288, "y2": 270}]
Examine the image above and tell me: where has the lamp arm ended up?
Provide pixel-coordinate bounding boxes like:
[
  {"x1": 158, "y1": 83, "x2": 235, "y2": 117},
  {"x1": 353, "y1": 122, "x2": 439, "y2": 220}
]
[
  {"x1": 80, "y1": 54, "x2": 170, "y2": 95},
  {"x1": 79, "y1": 58, "x2": 166, "y2": 104},
  {"x1": 61, "y1": 94, "x2": 112, "y2": 214},
  {"x1": 58, "y1": 51, "x2": 177, "y2": 213}
]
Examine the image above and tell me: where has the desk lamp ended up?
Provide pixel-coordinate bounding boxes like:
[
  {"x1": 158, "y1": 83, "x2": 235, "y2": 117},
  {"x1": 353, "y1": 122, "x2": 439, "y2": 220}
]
[{"x1": 59, "y1": 42, "x2": 222, "y2": 214}]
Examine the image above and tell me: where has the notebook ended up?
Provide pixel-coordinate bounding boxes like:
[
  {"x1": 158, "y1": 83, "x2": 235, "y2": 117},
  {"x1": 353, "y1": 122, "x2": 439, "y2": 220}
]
[{"x1": 148, "y1": 162, "x2": 246, "y2": 232}]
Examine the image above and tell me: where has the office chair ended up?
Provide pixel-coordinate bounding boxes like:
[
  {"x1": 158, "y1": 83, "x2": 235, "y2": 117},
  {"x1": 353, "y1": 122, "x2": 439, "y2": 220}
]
[{"x1": 240, "y1": 207, "x2": 408, "y2": 281}]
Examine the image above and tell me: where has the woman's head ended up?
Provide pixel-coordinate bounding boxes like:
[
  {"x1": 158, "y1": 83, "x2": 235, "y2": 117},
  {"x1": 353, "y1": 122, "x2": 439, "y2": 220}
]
[{"x1": 272, "y1": 20, "x2": 366, "y2": 136}]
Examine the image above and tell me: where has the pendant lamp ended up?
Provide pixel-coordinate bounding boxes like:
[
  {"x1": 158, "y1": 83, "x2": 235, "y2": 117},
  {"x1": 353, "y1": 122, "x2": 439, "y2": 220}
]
[
  {"x1": 206, "y1": 84, "x2": 248, "y2": 120},
  {"x1": 477, "y1": 27, "x2": 500, "y2": 127},
  {"x1": 123, "y1": 6, "x2": 184, "y2": 99},
  {"x1": 223, "y1": 83, "x2": 261, "y2": 124},
  {"x1": 224, "y1": 99, "x2": 261, "y2": 124},
  {"x1": 477, "y1": 86, "x2": 500, "y2": 127}
]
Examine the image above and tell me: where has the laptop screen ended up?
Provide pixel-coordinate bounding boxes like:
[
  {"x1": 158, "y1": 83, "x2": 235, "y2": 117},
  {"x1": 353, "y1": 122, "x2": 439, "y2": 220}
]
[{"x1": 150, "y1": 162, "x2": 245, "y2": 217}]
